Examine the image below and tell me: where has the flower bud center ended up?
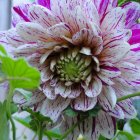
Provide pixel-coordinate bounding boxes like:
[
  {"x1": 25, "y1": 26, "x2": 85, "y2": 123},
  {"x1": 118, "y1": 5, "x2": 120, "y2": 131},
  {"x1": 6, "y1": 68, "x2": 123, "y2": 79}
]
[{"x1": 55, "y1": 48, "x2": 92, "y2": 84}]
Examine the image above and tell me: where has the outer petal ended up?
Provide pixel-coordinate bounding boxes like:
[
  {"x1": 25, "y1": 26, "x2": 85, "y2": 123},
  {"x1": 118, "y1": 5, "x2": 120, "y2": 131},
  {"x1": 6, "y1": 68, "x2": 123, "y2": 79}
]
[
  {"x1": 94, "y1": 0, "x2": 117, "y2": 20},
  {"x1": 129, "y1": 29, "x2": 140, "y2": 44},
  {"x1": 12, "y1": 4, "x2": 31, "y2": 26},
  {"x1": 96, "y1": 111, "x2": 116, "y2": 139},
  {"x1": 108, "y1": 104, "x2": 125, "y2": 119},
  {"x1": 43, "y1": 81, "x2": 57, "y2": 100},
  {"x1": 98, "y1": 86, "x2": 117, "y2": 111},
  {"x1": 16, "y1": 22, "x2": 50, "y2": 42},
  {"x1": 99, "y1": 40, "x2": 130, "y2": 63},
  {"x1": 13, "y1": 90, "x2": 46, "y2": 107},
  {"x1": 5, "y1": 29, "x2": 28, "y2": 47},
  {"x1": 68, "y1": 85, "x2": 81, "y2": 99},
  {"x1": 71, "y1": 93, "x2": 97, "y2": 111},
  {"x1": 117, "y1": 99, "x2": 137, "y2": 119},
  {"x1": 100, "y1": 64, "x2": 121, "y2": 78},
  {"x1": 28, "y1": 5, "x2": 61, "y2": 28},
  {"x1": 36, "y1": 0, "x2": 50, "y2": 9},
  {"x1": 83, "y1": 0, "x2": 100, "y2": 25},
  {"x1": 40, "y1": 96, "x2": 70, "y2": 122},
  {"x1": 60, "y1": 115, "x2": 99, "y2": 140},
  {"x1": 101, "y1": 7, "x2": 126, "y2": 31},
  {"x1": 55, "y1": 82, "x2": 71, "y2": 98},
  {"x1": 122, "y1": 2, "x2": 140, "y2": 29},
  {"x1": 84, "y1": 77, "x2": 102, "y2": 98}
]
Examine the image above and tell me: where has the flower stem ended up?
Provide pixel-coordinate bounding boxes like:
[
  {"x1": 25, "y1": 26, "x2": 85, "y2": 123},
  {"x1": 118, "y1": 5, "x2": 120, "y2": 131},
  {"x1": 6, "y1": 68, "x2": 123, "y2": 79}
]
[
  {"x1": 117, "y1": 92, "x2": 140, "y2": 102},
  {"x1": 59, "y1": 116, "x2": 88, "y2": 140},
  {"x1": 38, "y1": 123, "x2": 43, "y2": 140},
  {"x1": 6, "y1": 86, "x2": 16, "y2": 140}
]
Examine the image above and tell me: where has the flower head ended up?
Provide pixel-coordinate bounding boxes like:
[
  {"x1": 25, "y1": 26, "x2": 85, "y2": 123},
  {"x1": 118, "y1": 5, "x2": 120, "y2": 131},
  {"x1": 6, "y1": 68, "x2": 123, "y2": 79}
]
[{"x1": 0, "y1": 0, "x2": 140, "y2": 139}]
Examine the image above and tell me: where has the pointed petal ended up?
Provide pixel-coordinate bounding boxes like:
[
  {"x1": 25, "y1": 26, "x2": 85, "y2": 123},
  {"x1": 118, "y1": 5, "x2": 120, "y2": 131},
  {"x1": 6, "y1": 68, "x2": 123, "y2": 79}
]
[
  {"x1": 41, "y1": 67, "x2": 53, "y2": 82},
  {"x1": 117, "y1": 99, "x2": 137, "y2": 119},
  {"x1": 96, "y1": 111, "x2": 116, "y2": 139},
  {"x1": 40, "y1": 96, "x2": 70, "y2": 122},
  {"x1": 101, "y1": 7, "x2": 126, "y2": 31},
  {"x1": 13, "y1": 90, "x2": 46, "y2": 107},
  {"x1": 99, "y1": 40, "x2": 130, "y2": 63},
  {"x1": 71, "y1": 93, "x2": 97, "y2": 111},
  {"x1": 122, "y1": 2, "x2": 140, "y2": 29},
  {"x1": 60, "y1": 115, "x2": 99, "y2": 140},
  {"x1": 68, "y1": 85, "x2": 81, "y2": 99},
  {"x1": 28, "y1": 5, "x2": 61, "y2": 28},
  {"x1": 84, "y1": 77, "x2": 102, "y2": 98},
  {"x1": 108, "y1": 105, "x2": 125, "y2": 119},
  {"x1": 55, "y1": 82, "x2": 71, "y2": 98},
  {"x1": 98, "y1": 86, "x2": 117, "y2": 111},
  {"x1": 16, "y1": 22, "x2": 50, "y2": 42},
  {"x1": 43, "y1": 81, "x2": 57, "y2": 100},
  {"x1": 100, "y1": 65, "x2": 121, "y2": 78}
]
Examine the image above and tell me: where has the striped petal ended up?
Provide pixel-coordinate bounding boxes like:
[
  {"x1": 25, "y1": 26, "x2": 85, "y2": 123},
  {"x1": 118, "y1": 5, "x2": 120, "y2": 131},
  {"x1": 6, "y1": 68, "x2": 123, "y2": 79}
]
[
  {"x1": 108, "y1": 104, "x2": 125, "y2": 119},
  {"x1": 71, "y1": 93, "x2": 97, "y2": 111},
  {"x1": 40, "y1": 96, "x2": 70, "y2": 122},
  {"x1": 100, "y1": 64, "x2": 121, "y2": 78},
  {"x1": 83, "y1": 0, "x2": 100, "y2": 25},
  {"x1": 43, "y1": 81, "x2": 56, "y2": 100},
  {"x1": 98, "y1": 86, "x2": 117, "y2": 111},
  {"x1": 13, "y1": 90, "x2": 46, "y2": 107},
  {"x1": 28, "y1": 5, "x2": 61, "y2": 28},
  {"x1": 129, "y1": 29, "x2": 140, "y2": 44},
  {"x1": 122, "y1": 2, "x2": 140, "y2": 29},
  {"x1": 68, "y1": 85, "x2": 81, "y2": 99},
  {"x1": 55, "y1": 82, "x2": 71, "y2": 98},
  {"x1": 60, "y1": 115, "x2": 99, "y2": 140},
  {"x1": 16, "y1": 22, "x2": 51, "y2": 42},
  {"x1": 84, "y1": 77, "x2": 102, "y2": 98},
  {"x1": 99, "y1": 40, "x2": 130, "y2": 63},
  {"x1": 117, "y1": 99, "x2": 137, "y2": 119},
  {"x1": 101, "y1": 7, "x2": 126, "y2": 31},
  {"x1": 96, "y1": 111, "x2": 116, "y2": 139}
]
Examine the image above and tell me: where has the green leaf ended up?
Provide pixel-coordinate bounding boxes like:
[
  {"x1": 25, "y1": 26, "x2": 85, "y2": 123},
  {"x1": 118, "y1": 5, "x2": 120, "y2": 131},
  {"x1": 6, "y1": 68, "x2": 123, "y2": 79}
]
[
  {"x1": 64, "y1": 106, "x2": 78, "y2": 117},
  {"x1": 113, "y1": 131, "x2": 134, "y2": 140},
  {"x1": 1, "y1": 57, "x2": 40, "y2": 89},
  {"x1": 0, "y1": 45, "x2": 7, "y2": 57},
  {"x1": 88, "y1": 105, "x2": 101, "y2": 117},
  {"x1": 129, "y1": 119, "x2": 140, "y2": 135},
  {"x1": 0, "y1": 101, "x2": 9, "y2": 140},
  {"x1": 99, "y1": 135, "x2": 106, "y2": 140}
]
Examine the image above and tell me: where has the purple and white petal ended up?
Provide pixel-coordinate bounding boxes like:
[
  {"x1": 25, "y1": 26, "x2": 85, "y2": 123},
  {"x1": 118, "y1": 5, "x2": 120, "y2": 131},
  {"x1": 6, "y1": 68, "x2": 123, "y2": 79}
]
[
  {"x1": 117, "y1": 99, "x2": 137, "y2": 119},
  {"x1": 96, "y1": 110, "x2": 116, "y2": 139},
  {"x1": 16, "y1": 22, "x2": 50, "y2": 42},
  {"x1": 68, "y1": 85, "x2": 81, "y2": 99},
  {"x1": 122, "y1": 2, "x2": 140, "y2": 29},
  {"x1": 60, "y1": 115, "x2": 99, "y2": 140},
  {"x1": 108, "y1": 104, "x2": 125, "y2": 119},
  {"x1": 84, "y1": 77, "x2": 102, "y2": 98},
  {"x1": 101, "y1": 7, "x2": 126, "y2": 31},
  {"x1": 36, "y1": 0, "x2": 51, "y2": 9},
  {"x1": 40, "y1": 96, "x2": 70, "y2": 122},
  {"x1": 55, "y1": 82, "x2": 71, "y2": 98},
  {"x1": 99, "y1": 40, "x2": 130, "y2": 63},
  {"x1": 98, "y1": 86, "x2": 117, "y2": 111},
  {"x1": 13, "y1": 90, "x2": 46, "y2": 107},
  {"x1": 43, "y1": 81, "x2": 57, "y2": 100},
  {"x1": 71, "y1": 93, "x2": 97, "y2": 111},
  {"x1": 28, "y1": 5, "x2": 61, "y2": 28}
]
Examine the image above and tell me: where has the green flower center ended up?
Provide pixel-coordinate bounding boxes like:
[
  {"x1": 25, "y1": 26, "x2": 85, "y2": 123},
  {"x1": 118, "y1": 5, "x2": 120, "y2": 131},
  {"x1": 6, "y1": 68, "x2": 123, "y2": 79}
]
[{"x1": 55, "y1": 48, "x2": 93, "y2": 84}]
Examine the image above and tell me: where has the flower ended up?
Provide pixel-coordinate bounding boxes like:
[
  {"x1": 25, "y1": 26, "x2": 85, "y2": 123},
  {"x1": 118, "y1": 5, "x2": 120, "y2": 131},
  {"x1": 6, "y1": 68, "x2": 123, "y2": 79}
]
[{"x1": 0, "y1": 0, "x2": 140, "y2": 139}]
